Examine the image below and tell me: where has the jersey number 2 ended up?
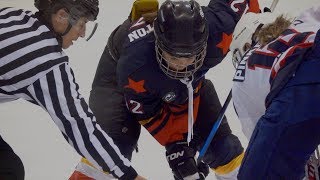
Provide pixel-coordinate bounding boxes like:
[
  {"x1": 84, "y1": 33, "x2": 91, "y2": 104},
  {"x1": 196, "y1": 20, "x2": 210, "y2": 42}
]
[{"x1": 128, "y1": 100, "x2": 143, "y2": 114}]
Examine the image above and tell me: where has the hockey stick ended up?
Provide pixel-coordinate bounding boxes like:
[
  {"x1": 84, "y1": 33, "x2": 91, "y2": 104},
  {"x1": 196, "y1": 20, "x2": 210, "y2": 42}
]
[
  {"x1": 197, "y1": 90, "x2": 232, "y2": 162},
  {"x1": 269, "y1": 0, "x2": 279, "y2": 12}
]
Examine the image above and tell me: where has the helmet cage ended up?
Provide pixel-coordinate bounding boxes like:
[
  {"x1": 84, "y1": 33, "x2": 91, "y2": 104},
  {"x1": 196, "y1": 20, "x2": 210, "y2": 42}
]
[
  {"x1": 232, "y1": 48, "x2": 242, "y2": 68},
  {"x1": 156, "y1": 42, "x2": 207, "y2": 80},
  {"x1": 230, "y1": 12, "x2": 278, "y2": 68},
  {"x1": 153, "y1": 0, "x2": 209, "y2": 79},
  {"x1": 231, "y1": 23, "x2": 264, "y2": 67}
]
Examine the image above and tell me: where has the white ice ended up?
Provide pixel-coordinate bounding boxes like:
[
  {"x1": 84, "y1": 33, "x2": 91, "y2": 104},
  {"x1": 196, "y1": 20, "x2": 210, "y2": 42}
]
[{"x1": 0, "y1": 0, "x2": 318, "y2": 179}]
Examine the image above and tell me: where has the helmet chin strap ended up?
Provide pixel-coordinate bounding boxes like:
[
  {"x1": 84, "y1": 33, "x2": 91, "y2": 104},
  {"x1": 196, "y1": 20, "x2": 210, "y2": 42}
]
[{"x1": 60, "y1": 22, "x2": 73, "y2": 36}]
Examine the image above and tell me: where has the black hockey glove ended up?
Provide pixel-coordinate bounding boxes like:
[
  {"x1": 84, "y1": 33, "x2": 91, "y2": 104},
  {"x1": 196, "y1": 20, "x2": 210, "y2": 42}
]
[{"x1": 165, "y1": 142, "x2": 209, "y2": 180}]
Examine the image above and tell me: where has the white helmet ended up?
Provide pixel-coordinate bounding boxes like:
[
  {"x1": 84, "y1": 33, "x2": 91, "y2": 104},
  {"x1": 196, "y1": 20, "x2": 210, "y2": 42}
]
[{"x1": 230, "y1": 12, "x2": 278, "y2": 67}]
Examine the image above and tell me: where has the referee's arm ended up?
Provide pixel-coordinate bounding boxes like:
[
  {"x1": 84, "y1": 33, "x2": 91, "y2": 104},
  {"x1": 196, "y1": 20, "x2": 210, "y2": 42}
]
[{"x1": 25, "y1": 63, "x2": 138, "y2": 179}]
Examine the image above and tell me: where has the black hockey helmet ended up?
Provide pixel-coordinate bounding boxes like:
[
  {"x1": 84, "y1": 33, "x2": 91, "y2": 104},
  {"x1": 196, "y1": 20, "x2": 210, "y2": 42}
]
[
  {"x1": 35, "y1": 0, "x2": 99, "y2": 40},
  {"x1": 34, "y1": 0, "x2": 99, "y2": 22},
  {"x1": 154, "y1": 0, "x2": 208, "y2": 79}
]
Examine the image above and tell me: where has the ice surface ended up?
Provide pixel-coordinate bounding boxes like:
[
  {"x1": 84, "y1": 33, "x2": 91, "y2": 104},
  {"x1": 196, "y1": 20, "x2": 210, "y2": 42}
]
[{"x1": 0, "y1": 0, "x2": 318, "y2": 179}]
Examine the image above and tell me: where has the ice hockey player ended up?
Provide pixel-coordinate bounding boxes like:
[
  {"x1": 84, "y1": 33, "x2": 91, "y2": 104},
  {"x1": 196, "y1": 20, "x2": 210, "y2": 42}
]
[
  {"x1": 230, "y1": 5, "x2": 320, "y2": 179},
  {"x1": 0, "y1": 0, "x2": 145, "y2": 179},
  {"x1": 114, "y1": 0, "x2": 261, "y2": 179},
  {"x1": 69, "y1": 0, "x2": 159, "y2": 179}
]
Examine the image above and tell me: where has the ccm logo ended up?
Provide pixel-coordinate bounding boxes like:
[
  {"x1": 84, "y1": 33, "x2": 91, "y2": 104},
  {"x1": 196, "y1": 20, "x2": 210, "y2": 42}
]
[{"x1": 167, "y1": 151, "x2": 184, "y2": 161}]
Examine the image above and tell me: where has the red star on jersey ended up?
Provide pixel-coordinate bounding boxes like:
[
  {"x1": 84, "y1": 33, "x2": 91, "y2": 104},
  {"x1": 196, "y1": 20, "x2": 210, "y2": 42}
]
[
  {"x1": 248, "y1": 0, "x2": 260, "y2": 13},
  {"x1": 125, "y1": 78, "x2": 147, "y2": 93},
  {"x1": 216, "y1": 32, "x2": 233, "y2": 55}
]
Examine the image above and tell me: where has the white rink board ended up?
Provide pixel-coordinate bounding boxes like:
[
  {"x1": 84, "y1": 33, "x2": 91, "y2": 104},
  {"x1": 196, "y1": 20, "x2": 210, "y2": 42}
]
[{"x1": 0, "y1": 0, "x2": 319, "y2": 179}]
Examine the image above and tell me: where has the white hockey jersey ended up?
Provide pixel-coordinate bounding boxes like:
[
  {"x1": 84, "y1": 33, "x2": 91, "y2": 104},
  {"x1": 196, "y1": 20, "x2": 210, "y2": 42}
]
[{"x1": 232, "y1": 6, "x2": 320, "y2": 139}]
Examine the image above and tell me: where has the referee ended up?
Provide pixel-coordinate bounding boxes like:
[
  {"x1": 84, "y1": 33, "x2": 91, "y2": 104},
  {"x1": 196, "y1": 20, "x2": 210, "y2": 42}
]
[{"x1": 0, "y1": 0, "x2": 145, "y2": 179}]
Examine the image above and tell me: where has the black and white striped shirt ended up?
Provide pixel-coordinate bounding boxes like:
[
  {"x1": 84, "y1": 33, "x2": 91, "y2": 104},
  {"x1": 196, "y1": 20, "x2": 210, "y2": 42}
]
[{"x1": 0, "y1": 7, "x2": 136, "y2": 179}]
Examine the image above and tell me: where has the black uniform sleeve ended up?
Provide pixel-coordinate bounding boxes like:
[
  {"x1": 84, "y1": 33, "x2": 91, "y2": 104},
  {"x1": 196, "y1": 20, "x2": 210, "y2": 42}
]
[
  {"x1": 26, "y1": 63, "x2": 137, "y2": 180},
  {"x1": 202, "y1": 0, "x2": 257, "y2": 69},
  {"x1": 91, "y1": 19, "x2": 132, "y2": 89}
]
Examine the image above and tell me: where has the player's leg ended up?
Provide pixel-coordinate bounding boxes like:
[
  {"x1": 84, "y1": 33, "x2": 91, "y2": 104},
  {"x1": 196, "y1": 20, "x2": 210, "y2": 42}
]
[
  {"x1": 193, "y1": 79, "x2": 244, "y2": 179},
  {"x1": 0, "y1": 135, "x2": 25, "y2": 180}
]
